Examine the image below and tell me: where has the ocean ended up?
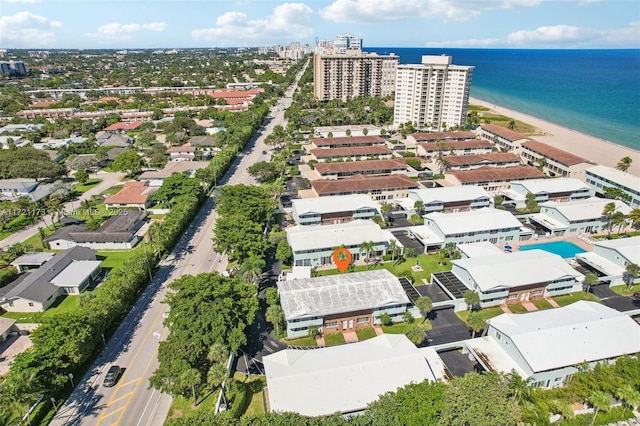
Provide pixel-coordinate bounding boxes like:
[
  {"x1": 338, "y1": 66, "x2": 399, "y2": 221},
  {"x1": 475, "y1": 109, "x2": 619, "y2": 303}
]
[{"x1": 369, "y1": 48, "x2": 640, "y2": 152}]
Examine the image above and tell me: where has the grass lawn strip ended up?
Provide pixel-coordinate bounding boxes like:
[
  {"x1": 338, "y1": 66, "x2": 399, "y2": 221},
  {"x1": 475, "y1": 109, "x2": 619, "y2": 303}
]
[
  {"x1": 324, "y1": 332, "x2": 346, "y2": 346},
  {"x1": 531, "y1": 298, "x2": 554, "y2": 310},
  {"x1": 355, "y1": 327, "x2": 377, "y2": 341},
  {"x1": 282, "y1": 335, "x2": 317, "y2": 347},
  {"x1": 552, "y1": 291, "x2": 599, "y2": 307}
]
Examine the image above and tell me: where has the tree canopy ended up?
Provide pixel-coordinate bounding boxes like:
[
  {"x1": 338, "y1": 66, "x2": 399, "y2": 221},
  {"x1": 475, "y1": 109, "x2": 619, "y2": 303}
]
[{"x1": 0, "y1": 147, "x2": 66, "y2": 180}]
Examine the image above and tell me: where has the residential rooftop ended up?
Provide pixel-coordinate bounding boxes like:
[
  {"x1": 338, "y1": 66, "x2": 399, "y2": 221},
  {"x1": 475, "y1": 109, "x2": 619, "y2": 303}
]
[
  {"x1": 312, "y1": 174, "x2": 418, "y2": 195},
  {"x1": 479, "y1": 124, "x2": 529, "y2": 141},
  {"x1": 539, "y1": 197, "x2": 632, "y2": 221},
  {"x1": 103, "y1": 121, "x2": 144, "y2": 131},
  {"x1": 292, "y1": 194, "x2": 378, "y2": 216},
  {"x1": 314, "y1": 158, "x2": 406, "y2": 175},
  {"x1": 310, "y1": 145, "x2": 392, "y2": 158},
  {"x1": 448, "y1": 165, "x2": 546, "y2": 183},
  {"x1": 410, "y1": 131, "x2": 477, "y2": 142},
  {"x1": 442, "y1": 152, "x2": 520, "y2": 166},
  {"x1": 287, "y1": 219, "x2": 397, "y2": 253},
  {"x1": 425, "y1": 207, "x2": 522, "y2": 235},
  {"x1": 104, "y1": 181, "x2": 155, "y2": 205},
  {"x1": 138, "y1": 161, "x2": 210, "y2": 180},
  {"x1": 522, "y1": 140, "x2": 592, "y2": 166},
  {"x1": 509, "y1": 177, "x2": 591, "y2": 194},
  {"x1": 419, "y1": 139, "x2": 493, "y2": 152},
  {"x1": 409, "y1": 186, "x2": 490, "y2": 204},
  {"x1": 586, "y1": 165, "x2": 640, "y2": 190},
  {"x1": 594, "y1": 236, "x2": 640, "y2": 265},
  {"x1": 311, "y1": 135, "x2": 386, "y2": 147}
]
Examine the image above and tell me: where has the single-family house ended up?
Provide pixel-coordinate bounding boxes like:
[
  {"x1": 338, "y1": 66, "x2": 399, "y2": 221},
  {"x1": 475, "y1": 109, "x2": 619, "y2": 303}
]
[
  {"x1": 104, "y1": 181, "x2": 157, "y2": 210},
  {"x1": 310, "y1": 174, "x2": 419, "y2": 201},
  {"x1": 291, "y1": 194, "x2": 380, "y2": 226},
  {"x1": 168, "y1": 145, "x2": 196, "y2": 162},
  {"x1": 96, "y1": 132, "x2": 133, "y2": 147},
  {"x1": 103, "y1": 121, "x2": 144, "y2": 132},
  {"x1": 431, "y1": 249, "x2": 583, "y2": 306},
  {"x1": 0, "y1": 317, "x2": 17, "y2": 341},
  {"x1": 287, "y1": 219, "x2": 401, "y2": 267},
  {"x1": 585, "y1": 165, "x2": 640, "y2": 208},
  {"x1": 576, "y1": 236, "x2": 640, "y2": 286},
  {"x1": 313, "y1": 159, "x2": 407, "y2": 180},
  {"x1": 520, "y1": 140, "x2": 594, "y2": 179},
  {"x1": 446, "y1": 165, "x2": 546, "y2": 193},
  {"x1": 0, "y1": 179, "x2": 53, "y2": 202},
  {"x1": 528, "y1": 197, "x2": 632, "y2": 236},
  {"x1": 10, "y1": 252, "x2": 55, "y2": 272},
  {"x1": 0, "y1": 247, "x2": 101, "y2": 312},
  {"x1": 138, "y1": 161, "x2": 210, "y2": 187},
  {"x1": 500, "y1": 178, "x2": 593, "y2": 209},
  {"x1": 476, "y1": 124, "x2": 530, "y2": 153},
  {"x1": 466, "y1": 301, "x2": 640, "y2": 389}
]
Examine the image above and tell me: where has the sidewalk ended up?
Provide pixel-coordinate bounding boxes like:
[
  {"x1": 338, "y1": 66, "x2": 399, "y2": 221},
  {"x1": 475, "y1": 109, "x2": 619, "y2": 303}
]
[{"x1": 0, "y1": 172, "x2": 125, "y2": 248}]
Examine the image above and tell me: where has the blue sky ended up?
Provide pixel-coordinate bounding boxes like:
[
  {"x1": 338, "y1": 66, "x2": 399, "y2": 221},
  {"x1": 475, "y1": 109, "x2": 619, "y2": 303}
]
[{"x1": 1, "y1": 0, "x2": 639, "y2": 49}]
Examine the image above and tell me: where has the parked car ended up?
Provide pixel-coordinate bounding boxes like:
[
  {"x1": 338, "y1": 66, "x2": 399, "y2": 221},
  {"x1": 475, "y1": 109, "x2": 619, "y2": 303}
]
[
  {"x1": 633, "y1": 291, "x2": 640, "y2": 299},
  {"x1": 103, "y1": 365, "x2": 122, "y2": 387}
]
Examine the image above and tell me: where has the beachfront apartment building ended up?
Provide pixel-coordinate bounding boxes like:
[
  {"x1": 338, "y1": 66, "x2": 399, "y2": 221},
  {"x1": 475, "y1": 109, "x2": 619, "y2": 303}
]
[
  {"x1": 313, "y1": 51, "x2": 398, "y2": 101},
  {"x1": 310, "y1": 174, "x2": 419, "y2": 201},
  {"x1": 576, "y1": 236, "x2": 640, "y2": 286},
  {"x1": 440, "y1": 152, "x2": 521, "y2": 170},
  {"x1": 476, "y1": 124, "x2": 530, "y2": 153},
  {"x1": 278, "y1": 269, "x2": 411, "y2": 338},
  {"x1": 466, "y1": 302, "x2": 640, "y2": 389},
  {"x1": 520, "y1": 140, "x2": 594, "y2": 179},
  {"x1": 309, "y1": 145, "x2": 394, "y2": 162},
  {"x1": 585, "y1": 165, "x2": 640, "y2": 208},
  {"x1": 406, "y1": 131, "x2": 477, "y2": 144},
  {"x1": 393, "y1": 55, "x2": 474, "y2": 129},
  {"x1": 416, "y1": 139, "x2": 493, "y2": 161},
  {"x1": 500, "y1": 178, "x2": 593, "y2": 209},
  {"x1": 446, "y1": 165, "x2": 546, "y2": 193},
  {"x1": 309, "y1": 135, "x2": 386, "y2": 149},
  {"x1": 432, "y1": 250, "x2": 583, "y2": 307},
  {"x1": 529, "y1": 197, "x2": 632, "y2": 237},
  {"x1": 408, "y1": 207, "x2": 527, "y2": 251},
  {"x1": 399, "y1": 186, "x2": 491, "y2": 215},
  {"x1": 313, "y1": 159, "x2": 408, "y2": 180},
  {"x1": 291, "y1": 194, "x2": 379, "y2": 226},
  {"x1": 286, "y1": 219, "x2": 401, "y2": 267}
]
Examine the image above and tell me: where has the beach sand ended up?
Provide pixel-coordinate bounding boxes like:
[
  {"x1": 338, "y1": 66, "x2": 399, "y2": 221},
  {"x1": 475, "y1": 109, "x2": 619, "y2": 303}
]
[{"x1": 469, "y1": 97, "x2": 640, "y2": 176}]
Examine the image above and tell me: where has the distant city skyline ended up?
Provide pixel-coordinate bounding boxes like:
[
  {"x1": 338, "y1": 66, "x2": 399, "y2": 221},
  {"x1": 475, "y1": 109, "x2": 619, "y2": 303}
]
[{"x1": 1, "y1": 0, "x2": 639, "y2": 50}]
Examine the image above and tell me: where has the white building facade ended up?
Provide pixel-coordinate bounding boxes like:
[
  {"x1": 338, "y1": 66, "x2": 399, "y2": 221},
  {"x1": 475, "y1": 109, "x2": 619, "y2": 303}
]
[{"x1": 585, "y1": 165, "x2": 640, "y2": 208}]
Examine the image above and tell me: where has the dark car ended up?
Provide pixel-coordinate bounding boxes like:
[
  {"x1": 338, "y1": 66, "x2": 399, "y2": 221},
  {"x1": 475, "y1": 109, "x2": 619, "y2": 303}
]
[{"x1": 103, "y1": 365, "x2": 122, "y2": 387}]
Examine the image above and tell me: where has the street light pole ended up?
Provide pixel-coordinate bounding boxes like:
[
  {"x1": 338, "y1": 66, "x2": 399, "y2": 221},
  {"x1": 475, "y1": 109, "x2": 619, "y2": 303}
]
[{"x1": 68, "y1": 373, "x2": 74, "y2": 387}]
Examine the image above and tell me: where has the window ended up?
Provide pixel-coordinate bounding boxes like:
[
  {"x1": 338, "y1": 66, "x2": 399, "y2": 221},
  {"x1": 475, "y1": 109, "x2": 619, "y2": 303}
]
[
  {"x1": 357, "y1": 317, "x2": 369, "y2": 324},
  {"x1": 508, "y1": 294, "x2": 518, "y2": 300},
  {"x1": 533, "y1": 290, "x2": 543, "y2": 296},
  {"x1": 325, "y1": 321, "x2": 338, "y2": 328}
]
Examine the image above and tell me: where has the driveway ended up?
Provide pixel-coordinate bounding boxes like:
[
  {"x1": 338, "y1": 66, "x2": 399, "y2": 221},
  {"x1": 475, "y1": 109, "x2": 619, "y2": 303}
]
[
  {"x1": 438, "y1": 348, "x2": 480, "y2": 377},
  {"x1": 424, "y1": 307, "x2": 471, "y2": 346},
  {"x1": 593, "y1": 285, "x2": 640, "y2": 313},
  {"x1": 392, "y1": 230, "x2": 425, "y2": 253},
  {"x1": 416, "y1": 283, "x2": 452, "y2": 303}
]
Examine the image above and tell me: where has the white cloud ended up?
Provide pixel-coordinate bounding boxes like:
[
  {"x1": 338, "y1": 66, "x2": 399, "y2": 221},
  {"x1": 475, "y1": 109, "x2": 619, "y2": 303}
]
[
  {"x1": 192, "y1": 2, "x2": 313, "y2": 46},
  {"x1": 319, "y1": 0, "x2": 540, "y2": 23},
  {"x1": 0, "y1": 11, "x2": 61, "y2": 47},
  {"x1": 85, "y1": 21, "x2": 167, "y2": 40}
]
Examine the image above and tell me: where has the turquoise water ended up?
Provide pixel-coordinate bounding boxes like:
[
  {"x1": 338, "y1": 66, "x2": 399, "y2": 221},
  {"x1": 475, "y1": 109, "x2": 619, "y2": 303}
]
[
  {"x1": 370, "y1": 48, "x2": 640, "y2": 151},
  {"x1": 519, "y1": 241, "x2": 586, "y2": 258}
]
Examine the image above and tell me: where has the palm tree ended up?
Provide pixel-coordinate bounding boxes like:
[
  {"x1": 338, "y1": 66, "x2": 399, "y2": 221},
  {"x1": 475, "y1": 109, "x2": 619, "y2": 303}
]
[
  {"x1": 180, "y1": 368, "x2": 202, "y2": 405},
  {"x1": 588, "y1": 391, "x2": 611, "y2": 426},
  {"x1": 602, "y1": 202, "x2": 618, "y2": 236},
  {"x1": 206, "y1": 363, "x2": 228, "y2": 391},
  {"x1": 610, "y1": 211, "x2": 627, "y2": 235},
  {"x1": 464, "y1": 290, "x2": 480, "y2": 311},
  {"x1": 266, "y1": 305, "x2": 285, "y2": 335},
  {"x1": 623, "y1": 263, "x2": 640, "y2": 289},
  {"x1": 405, "y1": 325, "x2": 425, "y2": 345},
  {"x1": 616, "y1": 384, "x2": 640, "y2": 418},
  {"x1": 616, "y1": 156, "x2": 633, "y2": 172},
  {"x1": 207, "y1": 343, "x2": 228, "y2": 365},
  {"x1": 508, "y1": 120, "x2": 516, "y2": 130},
  {"x1": 435, "y1": 155, "x2": 450, "y2": 174},
  {"x1": 388, "y1": 239, "x2": 398, "y2": 261},
  {"x1": 414, "y1": 296, "x2": 433, "y2": 324},
  {"x1": 413, "y1": 200, "x2": 424, "y2": 216},
  {"x1": 525, "y1": 192, "x2": 538, "y2": 212},
  {"x1": 404, "y1": 247, "x2": 416, "y2": 258},
  {"x1": 583, "y1": 273, "x2": 599, "y2": 297},
  {"x1": 359, "y1": 240, "x2": 375, "y2": 262},
  {"x1": 628, "y1": 208, "x2": 640, "y2": 229},
  {"x1": 237, "y1": 253, "x2": 266, "y2": 286},
  {"x1": 467, "y1": 311, "x2": 486, "y2": 338}
]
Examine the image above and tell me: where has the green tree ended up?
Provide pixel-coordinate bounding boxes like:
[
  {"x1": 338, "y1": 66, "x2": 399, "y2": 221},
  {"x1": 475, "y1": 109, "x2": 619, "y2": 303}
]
[
  {"x1": 616, "y1": 156, "x2": 633, "y2": 172},
  {"x1": 467, "y1": 311, "x2": 486, "y2": 338},
  {"x1": 623, "y1": 263, "x2": 640, "y2": 289},
  {"x1": 379, "y1": 312, "x2": 392, "y2": 326},
  {"x1": 308, "y1": 325, "x2": 319, "y2": 338},
  {"x1": 628, "y1": 208, "x2": 640, "y2": 228},
  {"x1": 441, "y1": 372, "x2": 522, "y2": 426},
  {"x1": 180, "y1": 368, "x2": 202, "y2": 405},
  {"x1": 525, "y1": 192, "x2": 538, "y2": 212},
  {"x1": 74, "y1": 169, "x2": 89, "y2": 184},
  {"x1": 403, "y1": 310, "x2": 414, "y2": 324},
  {"x1": 408, "y1": 214, "x2": 423, "y2": 225},
  {"x1": 206, "y1": 363, "x2": 228, "y2": 391},
  {"x1": 247, "y1": 161, "x2": 280, "y2": 183},
  {"x1": 610, "y1": 210, "x2": 627, "y2": 235},
  {"x1": 464, "y1": 290, "x2": 480, "y2": 311},
  {"x1": 388, "y1": 238, "x2": 399, "y2": 261},
  {"x1": 615, "y1": 384, "x2": 640, "y2": 418},
  {"x1": 275, "y1": 239, "x2": 292, "y2": 264},
  {"x1": 508, "y1": 119, "x2": 516, "y2": 130},
  {"x1": 237, "y1": 253, "x2": 266, "y2": 285},
  {"x1": 414, "y1": 296, "x2": 433, "y2": 324},
  {"x1": 602, "y1": 201, "x2": 618, "y2": 236},
  {"x1": 266, "y1": 304, "x2": 285, "y2": 335},
  {"x1": 213, "y1": 215, "x2": 271, "y2": 262},
  {"x1": 413, "y1": 200, "x2": 424, "y2": 215},
  {"x1": 152, "y1": 173, "x2": 204, "y2": 203},
  {"x1": 435, "y1": 155, "x2": 450, "y2": 174},
  {"x1": 588, "y1": 391, "x2": 610, "y2": 426},
  {"x1": 110, "y1": 150, "x2": 145, "y2": 176},
  {"x1": 359, "y1": 240, "x2": 375, "y2": 261},
  {"x1": 583, "y1": 273, "x2": 599, "y2": 297},
  {"x1": 405, "y1": 325, "x2": 424, "y2": 345},
  {"x1": 207, "y1": 343, "x2": 228, "y2": 365}
]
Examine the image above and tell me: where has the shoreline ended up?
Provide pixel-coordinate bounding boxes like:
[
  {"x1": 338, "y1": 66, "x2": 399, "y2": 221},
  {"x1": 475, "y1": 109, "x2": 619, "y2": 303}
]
[{"x1": 469, "y1": 97, "x2": 640, "y2": 176}]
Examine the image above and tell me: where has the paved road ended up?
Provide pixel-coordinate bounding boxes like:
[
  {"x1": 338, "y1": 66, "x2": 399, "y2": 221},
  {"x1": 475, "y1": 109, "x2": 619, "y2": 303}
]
[
  {"x1": 0, "y1": 171, "x2": 125, "y2": 248},
  {"x1": 50, "y1": 66, "x2": 306, "y2": 426}
]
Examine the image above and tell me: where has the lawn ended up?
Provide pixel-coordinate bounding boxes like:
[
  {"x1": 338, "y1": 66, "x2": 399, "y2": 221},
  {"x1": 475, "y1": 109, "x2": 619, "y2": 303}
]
[
  {"x1": 475, "y1": 112, "x2": 542, "y2": 136},
  {"x1": 100, "y1": 185, "x2": 123, "y2": 196},
  {"x1": 508, "y1": 303, "x2": 529, "y2": 314},
  {"x1": 2, "y1": 295, "x2": 79, "y2": 323},
  {"x1": 234, "y1": 373, "x2": 267, "y2": 416},
  {"x1": 611, "y1": 284, "x2": 640, "y2": 297},
  {"x1": 324, "y1": 332, "x2": 346, "y2": 346},
  {"x1": 96, "y1": 250, "x2": 133, "y2": 273},
  {"x1": 74, "y1": 178, "x2": 102, "y2": 194},
  {"x1": 382, "y1": 321, "x2": 431, "y2": 334},
  {"x1": 166, "y1": 390, "x2": 217, "y2": 421},
  {"x1": 283, "y1": 335, "x2": 317, "y2": 347},
  {"x1": 457, "y1": 306, "x2": 505, "y2": 322},
  {"x1": 553, "y1": 291, "x2": 599, "y2": 307},
  {"x1": 355, "y1": 327, "x2": 377, "y2": 341},
  {"x1": 531, "y1": 298, "x2": 555, "y2": 310}
]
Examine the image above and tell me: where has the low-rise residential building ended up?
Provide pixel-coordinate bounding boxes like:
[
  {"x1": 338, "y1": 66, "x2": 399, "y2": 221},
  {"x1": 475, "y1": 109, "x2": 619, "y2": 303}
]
[
  {"x1": 529, "y1": 197, "x2": 632, "y2": 236},
  {"x1": 310, "y1": 174, "x2": 419, "y2": 201},
  {"x1": 446, "y1": 165, "x2": 546, "y2": 193},
  {"x1": 400, "y1": 186, "x2": 491, "y2": 215},
  {"x1": 138, "y1": 161, "x2": 210, "y2": 187},
  {"x1": 407, "y1": 131, "x2": 477, "y2": 144},
  {"x1": 476, "y1": 124, "x2": 530, "y2": 153},
  {"x1": 279, "y1": 269, "x2": 411, "y2": 337},
  {"x1": 103, "y1": 121, "x2": 144, "y2": 132},
  {"x1": 309, "y1": 135, "x2": 386, "y2": 149},
  {"x1": 187, "y1": 136, "x2": 218, "y2": 147},
  {"x1": 291, "y1": 194, "x2": 379, "y2": 226},
  {"x1": 520, "y1": 140, "x2": 594, "y2": 179},
  {"x1": 0, "y1": 247, "x2": 101, "y2": 312},
  {"x1": 432, "y1": 249, "x2": 583, "y2": 307},
  {"x1": 309, "y1": 145, "x2": 394, "y2": 162},
  {"x1": 96, "y1": 132, "x2": 133, "y2": 147},
  {"x1": 10, "y1": 252, "x2": 55, "y2": 272},
  {"x1": 466, "y1": 301, "x2": 640, "y2": 389},
  {"x1": 104, "y1": 181, "x2": 157, "y2": 210},
  {"x1": 417, "y1": 139, "x2": 493, "y2": 160},
  {"x1": 313, "y1": 159, "x2": 407, "y2": 180},
  {"x1": 264, "y1": 334, "x2": 446, "y2": 416},
  {"x1": 576, "y1": 236, "x2": 640, "y2": 286},
  {"x1": 287, "y1": 219, "x2": 400, "y2": 267},
  {"x1": 440, "y1": 152, "x2": 521, "y2": 170},
  {"x1": 46, "y1": 210, "x2": 147, "y2": 250},
  {"x1": 585, "y1": 165, "x2": 640, "y2": 208},
  {"x1": 168, "y1": 145, "x2": 196, "y2": 162},
  {"x1": 0, "y1": 179, "x2": 52, "y2": 201},
  {"x1": 500, "y1": 178, "x2": 593, "y2": 209}
]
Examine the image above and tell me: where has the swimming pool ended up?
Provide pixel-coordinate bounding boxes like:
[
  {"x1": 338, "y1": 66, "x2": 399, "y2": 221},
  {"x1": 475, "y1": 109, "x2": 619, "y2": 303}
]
[{"x1": 518, "y1": 241, "x2": 586, "y2": 258}]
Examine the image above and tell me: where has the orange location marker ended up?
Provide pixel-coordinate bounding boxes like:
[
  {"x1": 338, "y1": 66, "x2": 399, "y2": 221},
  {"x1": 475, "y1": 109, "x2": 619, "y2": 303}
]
[{"x1": 333, "y1": 247, "x2": 352, "y2": 273}]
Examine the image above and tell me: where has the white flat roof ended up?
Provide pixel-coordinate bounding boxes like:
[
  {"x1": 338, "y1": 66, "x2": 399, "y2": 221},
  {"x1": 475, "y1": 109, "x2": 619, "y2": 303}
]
[
  {"x1": 453, "y1": 250, "x2": 583, "y2": 292},
  {"x1": 409, "y1": 185, "x2": 490, "y2": 204},
  {"x1": 279, "y1": 269, "x2": 410, "y2": 320},
  {"x1": 466, "y1": 337, "x2": 528, "y2": 378},
  {"x1": 457, "y1": 242, "x2": 504, "y2": 258},
  {"x1": 510, "y1": 178, "x2": 590, "y2": 194},
  {"x1": 286, "y1": 220, "x2": 397, "y2": 252},
  {"x1": 594, "y1": 236, "x2": 640, "y2": 265},
  {"x1": 528, "y1": 213, "x2": 568, "y2": 231},
  {"x1": 292, "y1": 194, "x2": 378, "y2": 215},
  {"x1": 425, "y1": 207, "x2": 522, "y2": 236},
  {"x1": 264, "y1": 334, "x2": 439, "y2": 417},
  {"x1": 408, "y1": 225, "x2": 445, "y2": 245},
  {"x1": 576, "y1": 252, "x2": 624, "y2": 276},
  {"x1": 50, "y1": 260, "x2": 102, "y2": 287},
  {"x1": 541, "y1": 198, "x2": 632, "y2": 221},
  {"x1": 488, "y1": 301, "x2": 640, "y2": 372},
  {"x1": 587, "y1": 165, "x2": 640, "y2": 191}
]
